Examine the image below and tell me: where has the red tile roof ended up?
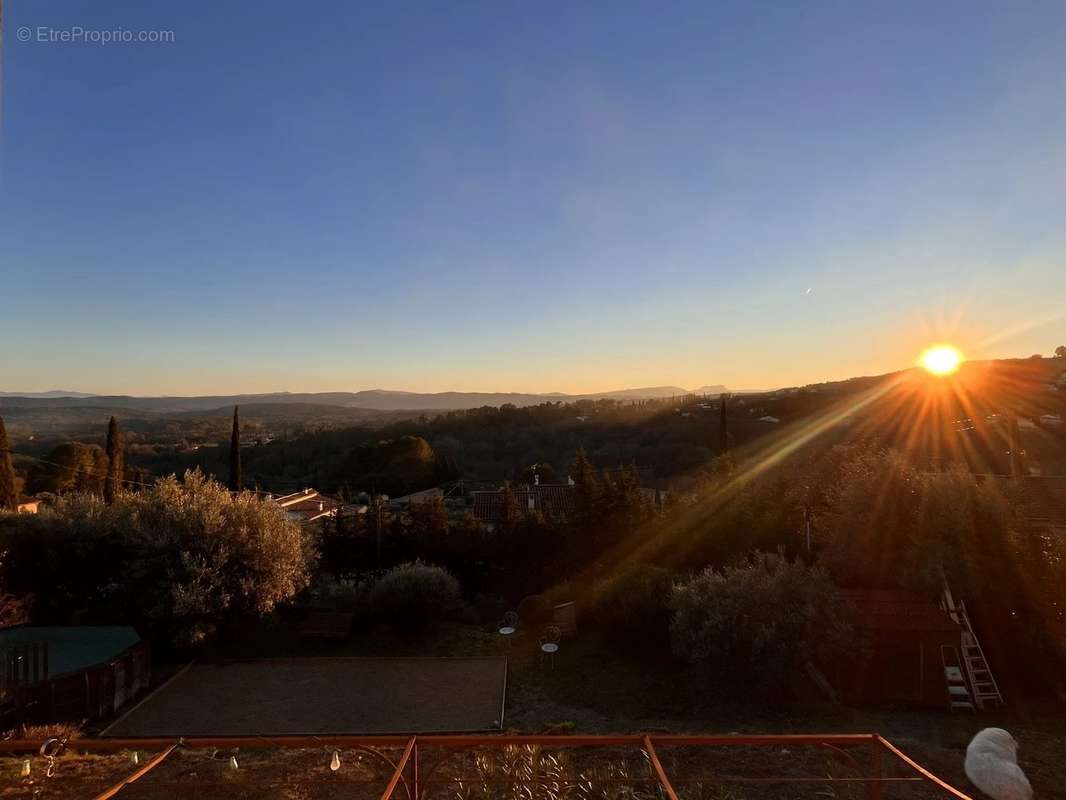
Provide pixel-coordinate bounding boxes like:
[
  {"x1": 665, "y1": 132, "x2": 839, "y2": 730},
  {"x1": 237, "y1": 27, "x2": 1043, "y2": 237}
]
[{"x1": 471, "y1": 485, "x2": 576, "y2": 525}]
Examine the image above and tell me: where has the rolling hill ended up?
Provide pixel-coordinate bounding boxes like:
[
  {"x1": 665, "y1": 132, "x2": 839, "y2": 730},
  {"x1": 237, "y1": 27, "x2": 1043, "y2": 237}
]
[{"x1": 0, "y1": 385, "x2": 747, "y2": 414}]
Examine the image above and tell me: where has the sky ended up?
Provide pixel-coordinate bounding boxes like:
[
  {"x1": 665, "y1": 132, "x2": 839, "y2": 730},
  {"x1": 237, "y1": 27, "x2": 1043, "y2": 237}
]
[{"x1": 2, "y1": 1, "x2": 1065, "y2": 396}]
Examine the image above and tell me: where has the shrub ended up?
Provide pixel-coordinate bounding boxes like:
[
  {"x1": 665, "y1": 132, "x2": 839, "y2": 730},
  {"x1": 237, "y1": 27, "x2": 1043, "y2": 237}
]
[
  {"x1": 370, "y1": 561, "x2": 460, "y2": 629},
  {"x1": 670, "y1": 552, "x2": 849, "y2": 685},
  {"x1": 0, "y1": 470, "x2": 316, "y2": 646},
  {"x1": 516, "y1": 593, "x2": 551, "y2": 627},
  {"x1": 589, "y1": 564, "x2": 675, "y2": 649}
]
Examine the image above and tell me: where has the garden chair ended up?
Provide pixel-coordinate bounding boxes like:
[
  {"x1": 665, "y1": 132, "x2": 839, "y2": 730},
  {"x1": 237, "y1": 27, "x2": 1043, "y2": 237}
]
[
  {"x1": 539, "y1": 625, "x2": 561, "y2": 669},
  {"x1": 496, "y1": 611, "x2": 519, "y2": 647}
]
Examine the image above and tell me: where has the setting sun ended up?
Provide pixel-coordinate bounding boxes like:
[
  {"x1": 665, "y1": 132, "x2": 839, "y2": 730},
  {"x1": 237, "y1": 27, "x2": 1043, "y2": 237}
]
[{"x1": 919, "y1": 345, "x2": 963, "y2": 375}]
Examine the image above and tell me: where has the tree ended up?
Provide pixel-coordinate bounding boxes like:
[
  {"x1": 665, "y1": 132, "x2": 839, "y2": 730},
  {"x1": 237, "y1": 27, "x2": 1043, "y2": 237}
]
[
  {"x1": 670, "y1": 552, "x2": 850, "y2": 686},
  {"x1": 570, "y1": 449, "x2": 601, "y2": 525},
  {"x1": 408, "y1": 496, "x2": 449, "y2": 538},
  {"x1": 817, "y1": 449, "x2": 1013, "y2": 592},
  {"x1": 719, "y1": 393, "x2": 730, "y2": 454},
  {"x1": 104, "y1": 416, "x2": 124, "y2": 504},
  {"x1": 338, "y1": 436, "x2": 438, "y2": 497},
  {"x1": 0, "y1": 469, "x2": 315, "y2": 646},
  {"x1": 1056, "y1": 345, "x2": 1066, "y2": 358},
  {"x1": 816, "y1": 447, "x2": 1066, "y2": 689},
  {"x1": 496, "y1": 482, "x2": 523, "y2": 532},
  {"x1": 228, "y1": 406, "x2": 241, "y2": 492},
  {"x1": 28, "y1": 442, "x2": 106, "y2": 495},
  {"x1": 0, "y1": 417, "x2": 18, "y2": 511},
  {"x1": 601, "y1": 464, "x2": 649, "y2": 535}
]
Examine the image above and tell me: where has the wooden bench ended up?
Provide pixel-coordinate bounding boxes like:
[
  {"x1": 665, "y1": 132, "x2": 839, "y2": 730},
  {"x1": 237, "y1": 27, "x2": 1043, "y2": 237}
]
[{"x1": 299, "y1": 611, "x2": 355, "y2": 641}]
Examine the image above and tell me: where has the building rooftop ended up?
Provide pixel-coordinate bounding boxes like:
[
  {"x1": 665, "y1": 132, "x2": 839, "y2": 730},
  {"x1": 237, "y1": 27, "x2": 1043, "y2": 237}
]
[
  {"x1": 471, "y1": 484, "x2": 576, "y2": 525},
  {"x1": 839, "y1": 589, "x2": 960, "y2": 633},
  {"x1": 271, "y1": 488, "x2": 345, "y2": 523}
]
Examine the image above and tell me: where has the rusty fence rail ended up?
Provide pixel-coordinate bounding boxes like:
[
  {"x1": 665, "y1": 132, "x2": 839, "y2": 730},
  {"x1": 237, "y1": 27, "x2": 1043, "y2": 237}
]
[{"x1": 0, "y1": 732, "x2": 974, "y2": 800}]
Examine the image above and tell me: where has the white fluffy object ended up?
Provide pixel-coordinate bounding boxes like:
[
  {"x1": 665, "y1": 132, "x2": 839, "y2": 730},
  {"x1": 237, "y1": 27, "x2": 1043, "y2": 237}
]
[{"x1": 964, "y1": 728, "x2": 1033, "y2": 800}]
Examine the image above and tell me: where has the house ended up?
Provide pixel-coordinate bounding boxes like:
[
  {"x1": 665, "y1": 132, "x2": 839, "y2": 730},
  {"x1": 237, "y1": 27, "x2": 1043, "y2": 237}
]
[
  {"x1": 15, "y1": 496, "x2": 39, "y2": 514},
  {"x1": 833, "y1": 589, "x2": 963, "y2": 707},
  {"x1": 389, "y1": 488, "x2": 444, "y2": 508},
  {"x1": 1017, "y1": 476, "x2": 1066, "y2": 534},
  {"x1": 270, "y1": 488, "x2": 345, "y2": 524},
  {"x1": 471, "y1": 484, "x2": 576, "y2": 529},
  {"x1": 977, "y1": 475, "x2": 1066, "y2": 534}
]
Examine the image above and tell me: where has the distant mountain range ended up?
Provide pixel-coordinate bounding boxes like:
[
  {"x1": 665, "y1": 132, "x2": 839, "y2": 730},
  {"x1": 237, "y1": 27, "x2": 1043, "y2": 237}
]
[
  {"x1": 0, "y1": 390, "x2": 97, "y2": 399},
  {"x1": 0, "y1": 385, "x2": 753, "y2": 414}
]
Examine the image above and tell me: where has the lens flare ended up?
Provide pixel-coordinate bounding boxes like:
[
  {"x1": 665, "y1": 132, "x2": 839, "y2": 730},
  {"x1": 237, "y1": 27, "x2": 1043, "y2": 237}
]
[{"x1": 919, "y1": 345, "x2": 963, "y2": 376}]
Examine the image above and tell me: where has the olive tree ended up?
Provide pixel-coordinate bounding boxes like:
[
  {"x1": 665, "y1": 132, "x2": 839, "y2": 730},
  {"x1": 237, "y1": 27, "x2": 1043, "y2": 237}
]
[
  {"x1": 0, "y1": 470, "x2": 316, "y2": 645},
  {"x1": 670, "y1": 552, "x2": 849, "y2": 685}
]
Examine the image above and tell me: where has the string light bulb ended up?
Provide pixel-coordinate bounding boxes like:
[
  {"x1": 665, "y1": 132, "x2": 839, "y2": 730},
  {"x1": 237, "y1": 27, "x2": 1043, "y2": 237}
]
[
  {"x1": 330, "y1": 751, "x2": 341, "y2": 772},
  {"x1": 130, "y1": 751, "x2": 140, "y2": 765},
  {"x1": 229, "y1": 755, "x2": 239, "y2": 770},
  {"x1": 20, "y1": 759, "x2": 31, "y2": 777}
]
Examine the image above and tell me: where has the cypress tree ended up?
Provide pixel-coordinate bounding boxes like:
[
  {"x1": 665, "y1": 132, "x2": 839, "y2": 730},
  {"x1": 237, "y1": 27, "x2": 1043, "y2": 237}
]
[
  {"x1": 104, "y1": 416, "x2": 123, "y2": 504},
  {"x1": 0, "y1": 416, "x2": 18, "y2": 511},
  {"x1": 719, "y1": 393, "x2": 730, "y2": 454},
  {"x1": 497, "y1": 482, "x2": 523, "y2": 533},
  {"x1": 228, "y1": 405, "x2": 242, "y2": 492},
  {"x1": 571, "y1": 448, "x2": 601, "y2": 525}
]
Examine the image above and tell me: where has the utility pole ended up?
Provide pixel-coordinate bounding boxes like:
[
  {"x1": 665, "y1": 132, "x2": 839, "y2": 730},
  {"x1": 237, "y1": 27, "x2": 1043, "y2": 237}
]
[
  {"x1": 372, "y1": 486, "x2": 383, "y2": 570},
  {"x1": 1007, "y1": 411, "x2": 1025, "y2": 477}
]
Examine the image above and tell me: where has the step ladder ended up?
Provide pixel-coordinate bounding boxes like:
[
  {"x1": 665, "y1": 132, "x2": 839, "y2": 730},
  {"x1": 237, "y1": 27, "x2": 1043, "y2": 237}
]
[
  {"x1": 941, "y1": 589, "x2": 1005, "y2": 710},
  {"x1": 941, "y1": 645, "x2": 975, "y2": 712}
]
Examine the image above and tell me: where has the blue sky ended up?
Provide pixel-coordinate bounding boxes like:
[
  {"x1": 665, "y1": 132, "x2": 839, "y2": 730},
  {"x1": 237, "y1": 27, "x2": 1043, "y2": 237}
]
[{"x1": 3, "y1": 1, "x2": 1065, "y2": 394}]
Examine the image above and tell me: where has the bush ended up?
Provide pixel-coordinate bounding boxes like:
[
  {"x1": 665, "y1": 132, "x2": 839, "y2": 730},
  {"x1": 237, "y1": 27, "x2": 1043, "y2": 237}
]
[
  {"x1": 516, "y1": 593, "x2": 551, "y2": 627},
  {"x1": 670, "y1": 552, "x2": 849, "y2": 686},
  {"x1": 370, "y1": 561, "x2": 460, "y2": 629},
  {"x1": 0, "y1": 470, "x2": 316, "y2": 646},
  {"x1": 589, "y1": 564, "x2": 675, "y2": 649}
]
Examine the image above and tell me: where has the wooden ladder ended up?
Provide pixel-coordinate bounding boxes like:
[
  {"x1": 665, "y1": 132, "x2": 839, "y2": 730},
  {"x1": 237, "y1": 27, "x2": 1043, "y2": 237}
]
[
  {"x1": 954, "y1": 600, "x2": 1005, "y2": 709},
  {"x1": 941, "y1": 587, "x2": 1005, "y2": 710}
]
